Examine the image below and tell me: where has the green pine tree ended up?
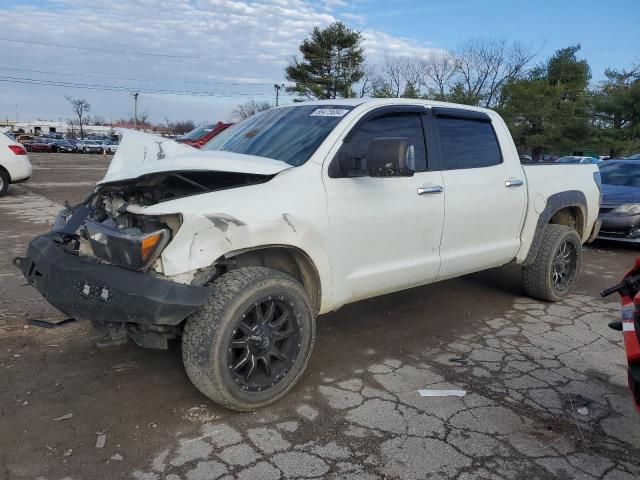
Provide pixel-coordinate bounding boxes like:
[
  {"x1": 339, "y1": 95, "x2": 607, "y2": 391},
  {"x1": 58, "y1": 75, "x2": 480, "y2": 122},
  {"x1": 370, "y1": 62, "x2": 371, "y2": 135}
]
[{"x1": 286, "y1": 22, "x2": 365, "y2": 100}]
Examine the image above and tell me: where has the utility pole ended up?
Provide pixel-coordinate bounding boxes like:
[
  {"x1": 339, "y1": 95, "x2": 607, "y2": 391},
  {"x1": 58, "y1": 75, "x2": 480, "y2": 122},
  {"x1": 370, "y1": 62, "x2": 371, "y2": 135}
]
[
  {"x1": 274, "y1": 84, "x2": 284, "y2": 107},
  {"x1": 132, "y1": 92, "x2": 139, "y2": 130}
]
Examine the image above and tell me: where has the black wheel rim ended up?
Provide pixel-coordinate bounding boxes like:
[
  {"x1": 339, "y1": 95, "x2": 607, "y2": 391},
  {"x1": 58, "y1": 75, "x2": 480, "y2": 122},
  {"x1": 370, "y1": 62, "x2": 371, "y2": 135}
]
[
  {"x1": 552, "y1": 240, "x2": 577, "y2": 292},
  {"x1": 227, "y1": 296, "x2": 301, "y2": 392}
]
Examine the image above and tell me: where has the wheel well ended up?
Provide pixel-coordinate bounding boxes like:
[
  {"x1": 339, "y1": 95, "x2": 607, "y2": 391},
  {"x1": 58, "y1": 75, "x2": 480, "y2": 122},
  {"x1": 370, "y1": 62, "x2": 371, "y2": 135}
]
[
  {"x1": 549, "y1": 206, "x2": 585, "y2": 238},
  {"x1": 218, "y1": 246, "x2": 321, "y2": 314},
  {"x1": 0, "y1": 165, "x2": 10, "y2": 182}
]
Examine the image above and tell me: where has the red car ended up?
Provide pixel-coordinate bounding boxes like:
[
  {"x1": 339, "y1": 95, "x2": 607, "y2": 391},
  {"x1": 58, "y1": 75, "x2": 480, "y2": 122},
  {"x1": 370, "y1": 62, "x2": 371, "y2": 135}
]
[
  {"x1": 25, "y1": 141, "x2": 53, "y2": 153},
  {"x1": 176, "y1": 122, "x2": 232, "y2": 149}
]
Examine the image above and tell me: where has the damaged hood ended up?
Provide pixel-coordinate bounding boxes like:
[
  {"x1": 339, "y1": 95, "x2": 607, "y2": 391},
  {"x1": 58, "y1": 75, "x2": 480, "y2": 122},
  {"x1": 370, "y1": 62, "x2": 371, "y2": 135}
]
[{"x1": 100, "y1": 129, "x2": 292, "y2": 184}]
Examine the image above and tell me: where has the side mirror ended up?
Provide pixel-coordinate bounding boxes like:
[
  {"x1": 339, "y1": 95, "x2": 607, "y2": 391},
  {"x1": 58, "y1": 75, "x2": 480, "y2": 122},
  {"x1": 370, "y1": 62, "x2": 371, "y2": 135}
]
[
  {"x1": 366, "y1": 137, "x2": 415, "y2": 177},
  {"x1": 336, "y1": 146, "x2": 367, "y2": 177}
]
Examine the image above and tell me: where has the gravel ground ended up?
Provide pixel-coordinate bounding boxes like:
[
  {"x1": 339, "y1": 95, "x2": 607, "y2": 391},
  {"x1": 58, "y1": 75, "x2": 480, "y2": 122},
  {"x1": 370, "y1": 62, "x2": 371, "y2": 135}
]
[{"x1": 1, "y1": 153, "x2": 639, "y2": 480}]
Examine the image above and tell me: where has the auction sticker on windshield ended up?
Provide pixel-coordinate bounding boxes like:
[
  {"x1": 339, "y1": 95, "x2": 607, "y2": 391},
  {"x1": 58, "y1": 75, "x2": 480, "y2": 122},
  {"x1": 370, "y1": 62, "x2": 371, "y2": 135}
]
[{"x1": 310, "y1": 108, "x2": 350, "y2": 117}]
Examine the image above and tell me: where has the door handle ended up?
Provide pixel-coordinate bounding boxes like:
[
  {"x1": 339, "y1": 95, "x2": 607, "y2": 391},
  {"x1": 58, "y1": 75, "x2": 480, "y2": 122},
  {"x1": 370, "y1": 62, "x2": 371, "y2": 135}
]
[
  {"x1": 505, "y1": 178, "x2": 524, "y2": 188},
  {"x1": 417, "y1": 185, "x2": 443, "y2": 195}
]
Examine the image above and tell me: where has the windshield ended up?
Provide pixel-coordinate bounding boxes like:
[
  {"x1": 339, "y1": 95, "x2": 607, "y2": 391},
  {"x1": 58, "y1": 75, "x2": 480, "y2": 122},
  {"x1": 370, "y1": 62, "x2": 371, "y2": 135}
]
[
  {"x1": 600, "y1": 162, "x2": 640, "y2": 187},
  {"x1": 181, "y1": 124, "x2": 215, "y2": 141},
  {"x1": 204, "y1": 105, "x2": 354, "y2": 166}
]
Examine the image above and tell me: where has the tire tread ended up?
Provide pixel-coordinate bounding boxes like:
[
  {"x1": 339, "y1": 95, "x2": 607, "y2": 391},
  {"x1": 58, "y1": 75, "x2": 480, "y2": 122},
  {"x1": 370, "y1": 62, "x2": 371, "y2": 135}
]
[
  {"x1": 182, "y1": 267, "x2": 314, "y2": 411},
  {"x1": 522, "y1": 224, "x2": 581, "y2": 302}
]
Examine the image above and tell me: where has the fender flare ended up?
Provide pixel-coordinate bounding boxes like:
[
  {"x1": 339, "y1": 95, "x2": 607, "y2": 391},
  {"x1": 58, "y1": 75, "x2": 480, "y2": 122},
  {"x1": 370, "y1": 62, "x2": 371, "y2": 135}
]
[{"x1": 524, "y1": 190, "x2": 587, "y2": 266}]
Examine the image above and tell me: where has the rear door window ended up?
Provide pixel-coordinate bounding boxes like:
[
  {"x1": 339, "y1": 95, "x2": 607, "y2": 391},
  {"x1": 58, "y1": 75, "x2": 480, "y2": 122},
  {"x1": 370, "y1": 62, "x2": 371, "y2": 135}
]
[{"x1": 436, "y1": 116, "x2": 502, "y2": 170}]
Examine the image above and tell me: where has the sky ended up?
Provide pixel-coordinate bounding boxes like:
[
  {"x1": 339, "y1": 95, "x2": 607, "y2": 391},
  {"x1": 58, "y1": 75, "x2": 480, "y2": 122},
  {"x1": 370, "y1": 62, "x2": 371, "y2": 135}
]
[{"x1": 0, "y1": 0, "x2": 638, "y2": 124}]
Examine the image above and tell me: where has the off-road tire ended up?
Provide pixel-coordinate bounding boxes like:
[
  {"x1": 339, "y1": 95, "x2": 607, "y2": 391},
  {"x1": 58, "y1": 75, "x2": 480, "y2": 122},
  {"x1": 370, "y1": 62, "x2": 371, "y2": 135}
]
[
  {"x1": 0, "y1": 169, "x2": 9, "y2": 196},
  {"x1": 522, "y1": 224, "x2": 582, "y2": 302},
  {"x1": 182, "y1": 267, "x2": 316, "y2": 411}
]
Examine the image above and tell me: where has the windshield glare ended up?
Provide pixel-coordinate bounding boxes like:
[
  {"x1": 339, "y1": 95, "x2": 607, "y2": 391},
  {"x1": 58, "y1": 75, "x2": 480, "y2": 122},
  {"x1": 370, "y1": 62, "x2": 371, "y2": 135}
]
[
  {"x1": 182, "y1": 124, "x2": 214, "y2": 140},
  {"x1": 204, "y1": 105, "x2": 354, "y2": 166},
  {"x1": 600, "y1": 162, "x2": 640, "y2": 187}
]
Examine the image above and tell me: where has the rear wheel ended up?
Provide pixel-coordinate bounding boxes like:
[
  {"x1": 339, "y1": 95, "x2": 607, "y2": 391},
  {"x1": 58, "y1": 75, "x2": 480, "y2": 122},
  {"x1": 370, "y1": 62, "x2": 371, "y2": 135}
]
[
  {"x1": 182, "y1": 267, "x2": 315, "y2": 411},
  {"x1": 522, "y1": 224, "x2": 582, "y2": 301},
  {"x1": 0, "y1": 169, "x2": 9, "y2": 196}
]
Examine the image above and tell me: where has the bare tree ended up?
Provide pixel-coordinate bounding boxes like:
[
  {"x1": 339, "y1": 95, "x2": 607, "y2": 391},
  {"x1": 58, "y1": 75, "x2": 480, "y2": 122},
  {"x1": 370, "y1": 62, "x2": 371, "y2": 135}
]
[
  {"x1": 358, "y1": 63, "x2": 378, "y2": 98},
  {"x1": 371, "y1": 55, "x2": 424, "y2": 98},
  {"x1": 65, "y1": 96, "x2": 90, "y2": 138},
  {"x1": 138, "y1": 112, "x2": 150, "y2": 131},
  {"x1": 66, "y1": 118, "x2": 79, "y2": 137},
  {"x1": 420, "y1": 52, "x2": 457, "y2": 99},
  {"x1": 171, "y1": 120, "x2": 196, "y2": 135},
  {"x1": 230, "y1": 100, "x2": 272, "y2": 122},
  {"x1": 452, "y1": 38, "x2": 535, "y2": 107},
  {"x1": 90, "y1": 115, "x2": 107, "y2": 126}
]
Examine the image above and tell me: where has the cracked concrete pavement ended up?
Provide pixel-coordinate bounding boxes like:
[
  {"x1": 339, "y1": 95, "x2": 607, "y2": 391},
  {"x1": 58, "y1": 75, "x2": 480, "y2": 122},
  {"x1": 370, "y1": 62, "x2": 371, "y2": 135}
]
[
  {"x1": 1, "y1": 154, "x2": 639, "y2": 480},
  {"x1": 128, "y1": 295, "x2": 639, "y2": 480}
]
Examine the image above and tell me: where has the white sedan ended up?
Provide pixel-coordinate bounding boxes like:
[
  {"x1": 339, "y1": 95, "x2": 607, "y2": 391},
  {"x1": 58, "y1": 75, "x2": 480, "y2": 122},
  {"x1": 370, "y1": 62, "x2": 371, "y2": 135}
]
[{"x1": 0, "y1": 130, "x2": 32, "y2": 196}]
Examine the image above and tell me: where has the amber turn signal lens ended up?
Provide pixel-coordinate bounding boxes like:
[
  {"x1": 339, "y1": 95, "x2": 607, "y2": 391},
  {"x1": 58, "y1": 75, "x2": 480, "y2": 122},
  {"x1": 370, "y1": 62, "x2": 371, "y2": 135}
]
[{"x1": 141, "y1": 233, "x2": 164, "y2": 262}]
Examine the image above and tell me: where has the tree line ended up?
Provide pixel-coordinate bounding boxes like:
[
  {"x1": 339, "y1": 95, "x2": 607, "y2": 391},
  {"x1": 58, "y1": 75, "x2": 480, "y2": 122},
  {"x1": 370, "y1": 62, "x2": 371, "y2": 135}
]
[
  {"x1": 64, "y1": 96, "x2": 196, "y2": 138},
  {"x1": 284, "y1": 22, "x2": 639, "y2": 158}
]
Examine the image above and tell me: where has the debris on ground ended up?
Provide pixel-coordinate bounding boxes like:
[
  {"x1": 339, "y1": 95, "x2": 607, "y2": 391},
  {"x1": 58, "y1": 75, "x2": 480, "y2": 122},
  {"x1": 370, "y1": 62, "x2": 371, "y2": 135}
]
[
  {"x1": 111, "y1": 453, "x2": 123, "y2": 461},
  {"x1": 448, "y1": 357, "x2": 469, "y2": 365},
  {"x1": 418, "y1": 389, "x2": 466, "y2": 397},
  {"x1": 95, "y1": 433, "x2": 106, "y2": 449},
  {"x1": 52, "y1": 413, "x2": 73, "y2": 421},
  {"x1": 26, "y1": 318, "x2": 76, "y2": 329}
]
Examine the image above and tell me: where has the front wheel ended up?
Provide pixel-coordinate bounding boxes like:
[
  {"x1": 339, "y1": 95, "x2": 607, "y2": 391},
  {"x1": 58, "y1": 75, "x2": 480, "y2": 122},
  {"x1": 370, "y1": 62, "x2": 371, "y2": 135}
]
[
  {"x1": 182, "y1": 267, "x2": 316, "y2": 411},
  {"x1": 522, "y1": 224, "x2": 582, "y2": 302}
]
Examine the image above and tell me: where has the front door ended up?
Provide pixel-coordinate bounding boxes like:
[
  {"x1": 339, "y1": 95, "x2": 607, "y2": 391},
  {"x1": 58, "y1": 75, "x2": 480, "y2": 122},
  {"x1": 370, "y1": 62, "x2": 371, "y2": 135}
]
[{"x1": 323, "y1": 109, "x2": 445, "y2": 307}]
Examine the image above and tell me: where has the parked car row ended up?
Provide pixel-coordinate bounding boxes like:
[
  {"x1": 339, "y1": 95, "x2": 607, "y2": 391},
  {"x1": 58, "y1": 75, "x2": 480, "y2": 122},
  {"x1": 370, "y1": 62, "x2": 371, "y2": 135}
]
[{"x1": 22, "y1": 137, "x2": 119, "y2": 154}]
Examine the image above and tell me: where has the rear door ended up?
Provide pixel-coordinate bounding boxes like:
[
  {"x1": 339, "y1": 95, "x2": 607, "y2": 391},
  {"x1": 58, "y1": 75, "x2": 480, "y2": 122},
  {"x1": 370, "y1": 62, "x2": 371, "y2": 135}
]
[
  {"x1": 432, "y1": 108, "x2": 527, "y2": 280},
  {"x1": 324, "y1": 107, "x2": 445, "y2": 306}
]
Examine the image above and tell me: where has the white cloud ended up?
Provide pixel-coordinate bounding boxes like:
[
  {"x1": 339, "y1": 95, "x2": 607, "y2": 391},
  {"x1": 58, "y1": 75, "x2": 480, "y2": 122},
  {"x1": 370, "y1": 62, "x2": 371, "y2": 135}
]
[
  {"x1": 362, "y1": 29, "x2": 446, "y2": 62},
  {"x1": 0, "y1": 0, "x2": 443, "y2": 123},
  {"x1": 340, "y1": 12, "x2": 365, "y2": 24}
]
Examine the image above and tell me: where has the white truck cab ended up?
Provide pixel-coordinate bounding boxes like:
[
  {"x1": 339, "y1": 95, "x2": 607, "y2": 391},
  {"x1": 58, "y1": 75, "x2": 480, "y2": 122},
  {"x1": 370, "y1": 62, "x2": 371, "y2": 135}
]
[{"x1": 19, "y1": 99, "x2": 601, "y2": 410}]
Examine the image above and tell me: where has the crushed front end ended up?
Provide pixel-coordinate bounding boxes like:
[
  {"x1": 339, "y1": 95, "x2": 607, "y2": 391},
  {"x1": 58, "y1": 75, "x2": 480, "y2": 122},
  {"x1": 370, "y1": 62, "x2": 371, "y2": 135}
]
[{"x1": 15, "y1": 173, "x2": 223, "y2": 348}]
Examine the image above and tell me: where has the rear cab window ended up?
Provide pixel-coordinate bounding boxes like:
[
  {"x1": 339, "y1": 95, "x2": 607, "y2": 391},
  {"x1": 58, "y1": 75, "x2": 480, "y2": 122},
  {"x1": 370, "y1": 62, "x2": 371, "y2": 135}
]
[{"x1": 434, "y1": 109, "x2": 502, "y2": 170}]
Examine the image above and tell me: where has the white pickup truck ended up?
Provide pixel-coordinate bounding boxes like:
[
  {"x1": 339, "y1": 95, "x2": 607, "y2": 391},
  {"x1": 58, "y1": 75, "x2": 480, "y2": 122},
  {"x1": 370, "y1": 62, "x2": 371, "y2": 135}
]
[{"x1": 18, "y1": 99, "x2": 601, "y2": 411}]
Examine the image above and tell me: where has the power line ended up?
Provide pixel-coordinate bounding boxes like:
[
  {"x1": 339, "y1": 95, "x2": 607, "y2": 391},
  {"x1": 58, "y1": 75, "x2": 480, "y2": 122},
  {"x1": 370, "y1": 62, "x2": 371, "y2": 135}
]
[
  {"x1": 0, "y1": 65, "x2": 278, "y2": 87},
  {"x1": 0, "y1": 75, "x2": 289, "y2": 98},
  {"x1": 0, "y1": 37, "x2": 274, "y2": 62},
  {"x1": 0, "y1": 37, "x2": 336, "y2": 63}
]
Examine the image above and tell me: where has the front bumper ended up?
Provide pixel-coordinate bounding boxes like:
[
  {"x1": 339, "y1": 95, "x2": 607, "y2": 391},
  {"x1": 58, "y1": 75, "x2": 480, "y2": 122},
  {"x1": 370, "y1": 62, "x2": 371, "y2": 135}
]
[
  {"x1": 597, "y1": 212, "x2": 640, "y2": 242},
  {"x1": 17, "y1": 235, "x2": 211, "y2": 325}
]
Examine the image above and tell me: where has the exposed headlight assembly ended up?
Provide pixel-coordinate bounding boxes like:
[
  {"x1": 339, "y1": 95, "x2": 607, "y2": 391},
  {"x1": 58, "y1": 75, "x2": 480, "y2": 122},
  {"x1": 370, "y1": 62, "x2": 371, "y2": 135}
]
[
  {"x1": 84, "y1": 220, "x2": 169, "y2": 270},
  {"x1": 612, "y1": 204, "x2": 640, "y2": 215}
]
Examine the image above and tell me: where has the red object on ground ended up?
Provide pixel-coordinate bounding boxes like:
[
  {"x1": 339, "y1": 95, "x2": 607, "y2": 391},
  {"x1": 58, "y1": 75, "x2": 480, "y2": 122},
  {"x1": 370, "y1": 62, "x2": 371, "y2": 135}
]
[
  {"x1": 618, "y1": 258, "x2": 640, "y2": 414},
  {"x1": 176, "y1": 122, "x2": 233, "y2": 149}
]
